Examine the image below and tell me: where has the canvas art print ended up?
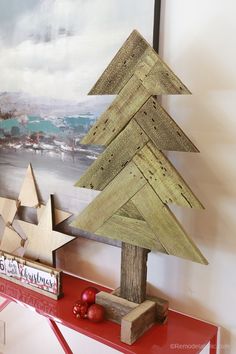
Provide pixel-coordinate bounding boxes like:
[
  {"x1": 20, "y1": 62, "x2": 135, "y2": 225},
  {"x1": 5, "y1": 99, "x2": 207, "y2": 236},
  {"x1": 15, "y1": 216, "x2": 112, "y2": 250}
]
[{"x1": 0, "y1": 0, "x2": 155, "y2": 241}]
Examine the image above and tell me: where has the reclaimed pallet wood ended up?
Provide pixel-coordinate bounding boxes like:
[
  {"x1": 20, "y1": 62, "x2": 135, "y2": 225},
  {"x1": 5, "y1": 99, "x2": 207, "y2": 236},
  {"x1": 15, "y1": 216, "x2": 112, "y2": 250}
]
[
  {"x1": 18, "y1": 195, "x2": 75, "y2": 266},
  {"x1": 71, "y1": 161, "x2": 146, "y2": 232},
  {"x1": 96, "y1": 214, "x2": 166, "y2": 252},
  {"x1": 96, "y1": 291, "x2": 138, "y2": 324},
  {"x1": 131, "y1": 184, "x2": 207, "y2": 264},
  {"x1": 112, "y1": 288, "x2": 169, "y2": 324},
  {"x1": 115, "y1": 200, "x2": 145, "y2": 220},
  {"x1": 120, "y1": 243, "x2": 149, "y2": 303},
  {"x1": 133, "y1": 142, "x2": 204, "y2": 209},
  {"x1": 18, "y1": 163, "x2": 39, "y2": 208},
  {"x1": 121, "y1": 300, "x2": 156, "y2": 345},
  {"x1": 89, "y1": 30, "x2": 149, "y2": 95},
  {"x1": 134, "y1": 96, "x2": 198, "y2": 152},
  {"x1": 89, "y1": 30, "x2": 190, "y2": 96},
  {"x1": 0, "y1": 197, "x2": 18, "y2": 225},
  {"x1": 138, "y1": 60, "x2": 190, "y2": 95},
  {"x1": 76, "y1": 119, "x2": 149, "y2": 190},
  {"x1": 81, "y1": 75, "x2": 150, "y2": 146}
]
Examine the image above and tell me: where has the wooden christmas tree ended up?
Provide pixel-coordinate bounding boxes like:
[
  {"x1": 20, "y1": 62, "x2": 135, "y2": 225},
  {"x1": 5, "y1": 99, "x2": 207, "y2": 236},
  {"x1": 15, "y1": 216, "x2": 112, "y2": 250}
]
[{"x1": 71, "y1": 30, "x2": 208, "y2": 344}]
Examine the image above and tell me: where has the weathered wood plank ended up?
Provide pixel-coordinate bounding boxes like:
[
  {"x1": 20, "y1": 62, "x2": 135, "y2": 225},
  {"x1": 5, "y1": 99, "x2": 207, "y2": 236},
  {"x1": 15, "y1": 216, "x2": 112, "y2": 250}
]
[
  {"x1": 96, "y1": 291, "x2": 138, "y2": 324},
  {"x1": 116, "y1": 200, "x2": 145, "y2": 220},
  {"x1": 121, "y1": 300, "x2": 156, "y2": 345},
  {"x1": 75, "y1": 120, "x2": 149, "y2": 190},
  {"x1": 89, "y1": 29, "x2": 190, "y2": 96},
  {"x1": 131, "y1": 184, "x2": 208, "y2": 264},
  {"x1": 81, "y1": 75, "x2": 150, "y2": 146},
  {"x1": 96, "y1": 214, "x2": 166, "y2": 252},
  {"x1": 89, "y1": 30, "x2": 149, "y2": 95},
  {"x1": 112, "y1": 288, "x2": 169, "y2": 323},
  {"x1": 135, "y1": 96, "x2": 198, "y2": 152},
  {"x1": 120, "y1": 243, "x2": 149, "y2": 303},
  {"x1": 146, "y1": 295, "x2": 169, "y2": 323},
  {"x1": 71, "y1": 162, "x2": 147, "y2": 232},
  {"x1": 139, "y1": 59, "x2": 191, "y2": 95},
  {"x1": 133, "y1": 142, "x2": 204, "y2": 209}
]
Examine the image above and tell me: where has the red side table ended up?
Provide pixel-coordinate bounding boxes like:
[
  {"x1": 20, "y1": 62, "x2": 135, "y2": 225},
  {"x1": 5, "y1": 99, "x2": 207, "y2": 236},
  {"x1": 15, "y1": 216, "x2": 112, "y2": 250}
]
[{"x1": 0, "y1": 273, "x2": 218, "y2": 354}]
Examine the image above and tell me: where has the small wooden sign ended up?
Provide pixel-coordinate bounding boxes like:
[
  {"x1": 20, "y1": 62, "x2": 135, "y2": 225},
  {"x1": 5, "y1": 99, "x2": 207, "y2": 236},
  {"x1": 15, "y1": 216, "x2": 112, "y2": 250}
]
[{"x1": 0, "y1": 251, "x2": 62, "y2": 300}]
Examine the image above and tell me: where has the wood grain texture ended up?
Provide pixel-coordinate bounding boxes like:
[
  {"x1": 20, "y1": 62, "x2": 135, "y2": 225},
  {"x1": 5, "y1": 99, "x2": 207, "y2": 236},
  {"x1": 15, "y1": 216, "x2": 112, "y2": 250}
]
[
  {"x1": 113, "y1": 288, "x2": 169, "y2": 324},
  {"x1": 131, "y1": 184, "x2": 208, "y2": 264},
  {"x1": 18, "y1": 196, "x2": 75, "y2": 266},
  {"x1": 76, "y1": 120, "x2": 149, "y2": 190},
  {"x1": 89, "y1": 29, "x2": 190, "y2": 96},
  {"x1": 0, "y1": 226, "x2": 22, "y2": 253},
  {"x1": 96, "y1": 214, "x2": 166, "y2": 252},
  {"x1": 18, "y1": 163, "x2": 39, "y2": 208},
  {"x1": 81, "y1": 75, "x2": 150, "y2": 146},
  {"x1": 37, "y1": 204, "x2": 72, "y2": 226},
  {"x1": 0, "y1": 197, "x2": 18, "y2": 224},
  {"x1": 115, "y1": 200, "x2": 145, "y2": 220},
  {"x1": 96, "y1": 291, "x2": 138, "y2": 324},
  {"x1": 89, "y1": 30, "x2": 149, "y2": 95},
  {"x1": 134, "y1": 96, "x2": 198, "y2": 152},
  {"x1": 147, "y1": 295, "x2": 169, "y2": 323},
  {"x1": 120, "y1": 243, "x2": 148, "y2": 303},
  {"x1": 139, "y1": 59, "x2": 190, "y2": 95},
  {"x1": 121, "y1": 300, "x2": 156, "y2": 345},
  {"x1": 133, "y1": 142, "x2": 204, "y2": 209},
  {"x1": 70, "y1": 161, "x2": 146, "y2": 232}
]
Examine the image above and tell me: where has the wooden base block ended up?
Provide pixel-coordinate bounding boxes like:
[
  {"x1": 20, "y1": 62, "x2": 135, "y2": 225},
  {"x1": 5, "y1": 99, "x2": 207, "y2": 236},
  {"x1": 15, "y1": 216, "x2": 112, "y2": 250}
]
[
  {"x1": 112, "y1": 287, "x2": 169, "y2": 324},
  {"x1": 96, "y1": 290, "x2": 169, "y2": 345},
  {"x1": 96, "y1": 291, "x2": 138, "y2": 324},
  {"x1": 121, "y1": 300, "x2": 156, "y2": 345}
]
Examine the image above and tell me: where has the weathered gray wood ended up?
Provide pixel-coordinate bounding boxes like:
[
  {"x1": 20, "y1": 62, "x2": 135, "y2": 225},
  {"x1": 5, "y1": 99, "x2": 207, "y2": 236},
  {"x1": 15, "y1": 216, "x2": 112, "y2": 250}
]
[
  {"x1": 115, "y1": 200, "x2": 144, "y2": 220},
  {"x1": 89, "y1": 29, "x2": 190, "y2": 96},
  {"x1": 75, "y1": 120, "x2": 149, "y2": 190},
  {"x1": 138, "y1": 59, "x2": 191, "y2": 95},
  {"x1": 146, "y1": 295, "x2": 169, "y2": 323},
  {"x1": 70, "y1": 162, "x2": 147, "y2": 231},
  {"x1": 120, "y1": 243, "x2": 149, "y2": 303},
  {"x1": 113, "y1": 288, "x2": 169, "y2": 324},
  {"x1": 89, "y1": 30, "x2": 149, "y2": 95},
  {"x1": 133, "y1": 142, "x2": 204, "y2": 209},
  {"x1": 134, "y1": 96, "x2": 198, "y2": 152},
  {"x1": 96, "y1": 214, "x2": 166, "y2": 252},
  {"x1": 121, "y1": 300, "x2": 156, "y2": 345},
  {"x1": 81, "y1": 75, "x2": 150, "y2": 146},
  {"x1": 131, "y1": 184, "x2": 208, "y2": 264},
  {"x1": 95, "y1": 291, "x2": 138, "y2": 324}
]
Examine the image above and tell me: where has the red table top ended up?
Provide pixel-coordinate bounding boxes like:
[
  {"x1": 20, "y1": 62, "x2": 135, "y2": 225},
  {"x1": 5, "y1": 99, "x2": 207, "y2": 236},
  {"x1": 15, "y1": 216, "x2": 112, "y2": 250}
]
[{"x1": 0, "y1": 273, "x2": 217, "y2": 354}]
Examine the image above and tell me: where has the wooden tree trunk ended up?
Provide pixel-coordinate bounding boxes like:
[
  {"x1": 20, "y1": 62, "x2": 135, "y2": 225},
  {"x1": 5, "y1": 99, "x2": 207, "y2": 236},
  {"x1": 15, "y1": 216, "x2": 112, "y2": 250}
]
[{"x1": 120, "y1": 242, "x2": 149, "y2": 304}]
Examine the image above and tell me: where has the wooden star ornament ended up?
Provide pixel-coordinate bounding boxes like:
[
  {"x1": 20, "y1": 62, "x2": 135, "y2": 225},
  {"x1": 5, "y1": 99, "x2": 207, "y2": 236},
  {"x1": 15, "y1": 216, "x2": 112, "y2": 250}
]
[{"x1": 17, "y1": 195, "x2": 75, "y2": 266}]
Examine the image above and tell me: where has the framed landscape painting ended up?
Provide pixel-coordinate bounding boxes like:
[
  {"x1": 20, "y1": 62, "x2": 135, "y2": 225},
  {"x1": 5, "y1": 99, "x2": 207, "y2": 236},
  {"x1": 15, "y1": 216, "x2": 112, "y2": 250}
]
[{"x1": 0, "y1": 0, "x2": 159, "y2": 251}]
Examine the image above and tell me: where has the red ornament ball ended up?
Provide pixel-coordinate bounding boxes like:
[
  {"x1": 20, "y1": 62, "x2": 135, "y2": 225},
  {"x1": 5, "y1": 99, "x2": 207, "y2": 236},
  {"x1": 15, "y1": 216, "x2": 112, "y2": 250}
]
[
  {"x1": 81, "y1": 287, "x2": 99, "y2": 305},
  {"x1": 87, "y1": 304, "x2": 105, "y2": 323},
  {"x1": 72, "y1": 300, "x2": 89, "y2": 319}
]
